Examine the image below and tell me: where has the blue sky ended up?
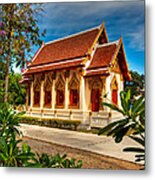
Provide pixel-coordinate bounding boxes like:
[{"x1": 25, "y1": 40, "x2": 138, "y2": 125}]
[{"x1": 15, "y1": 0, "x2": 145, "y2": 74}]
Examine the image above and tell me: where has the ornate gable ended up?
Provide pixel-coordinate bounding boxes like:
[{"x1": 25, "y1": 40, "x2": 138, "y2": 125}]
[
  {"x1": 111, "y1": 58, "x2": 121, "y2": 74},
  {"x1": 34, "y1": 75, "x2": 41, "y2": 91},
  {"x1": 69, "y1": 72, "x2": 80, "y2": 90},
  {"x1": 55, "y1": 75, "x2": 65, "y2": 90},
  {"x1": 44, "y1": 74, "x2": 52, "y2": 91}
]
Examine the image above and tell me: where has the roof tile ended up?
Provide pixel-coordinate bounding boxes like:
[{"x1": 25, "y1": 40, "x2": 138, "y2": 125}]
[
  {"x1": 87, "y1": 43, "x2": 117, "y2": 70},
  {"x1": 30, "y1": 28, "x2": 99, "y2": 67}
]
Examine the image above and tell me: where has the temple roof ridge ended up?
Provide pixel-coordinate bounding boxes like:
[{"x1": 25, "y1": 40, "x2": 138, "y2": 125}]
[{"x1": 97, "y1": 39, "x2": 120, "y2": 48}]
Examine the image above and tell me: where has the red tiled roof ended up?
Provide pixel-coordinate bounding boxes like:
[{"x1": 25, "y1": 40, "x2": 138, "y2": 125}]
[
  {"x1": 24, "y1": 60, "x2": 84, "y2": 75},
  {"x1": 84, "y1": 69, "x2": 109, "y2": 77},
  {"x1": 87, "y1": 43, "x2": 118, "y2": 70},
  {"x1": 29, "y1": 28, "x2": 100, "y2": 67}
]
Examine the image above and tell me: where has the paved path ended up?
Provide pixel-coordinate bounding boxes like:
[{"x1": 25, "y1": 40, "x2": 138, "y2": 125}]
[{"x1": 20, "y1": 124, "x2": 141, "y2": 163}]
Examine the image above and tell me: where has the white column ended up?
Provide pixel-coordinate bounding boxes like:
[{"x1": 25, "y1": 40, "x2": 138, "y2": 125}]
[
  {"x1": 30, "y1": 81, "x2": 34, "y2": 109},
  {"x1": 80, "y1": 77, "x2": 86, "y2": 111},
  {"x1": 52, "y1": 79, "x2": 56, "y2": 110},
  {"x1": 40, "y1": 80, "x2": 44, "y2": 109},
  {"x1": 105, "y1": 75, "x2": 111, "y2": 114},
  {"x1": 65, "y1": 78, "x2": 69, "y2": 109}
]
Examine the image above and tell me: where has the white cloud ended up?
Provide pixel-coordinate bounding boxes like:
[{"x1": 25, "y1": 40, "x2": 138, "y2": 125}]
[{"x1": 126, "y1": 25, "x2": 144, "y2": 51}]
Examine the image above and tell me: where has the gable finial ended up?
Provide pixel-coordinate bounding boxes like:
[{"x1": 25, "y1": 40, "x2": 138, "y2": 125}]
[{"x1": 100, "y1": 21, "x2": 105, "y2": 30}]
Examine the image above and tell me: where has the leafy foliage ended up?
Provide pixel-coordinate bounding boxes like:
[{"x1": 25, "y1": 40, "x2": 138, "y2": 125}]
[
  {"x1": 36, "y1": 153, "x2": 82, "y2": 168},
  {"x1": 8, "y1": 73, "x2": 26, "y2": 105},
  {"x1": 124, "y1": 71, "x2": 145, "y2": 98},
  {"x1": 0, "y1": 103, "x2": 23, "y2": 138},
  {"x1": 0, "y1": 3, "x2": 46, "y2": 102},
  {"x1": 0, "y1": 71, "x2": 26, "y2": 105},
  {"x1": 99, "y1": 90, "x2": 145, "y2": 163},
  {"x1": 0, "y1": 4, "x2": 46, "y2": 67},
  {"x1": 0, "y1": 103, "x2": 83, "y2": 168},
  {"x1": 0, "y1": 136, "x2": 36, "y2": 167}
]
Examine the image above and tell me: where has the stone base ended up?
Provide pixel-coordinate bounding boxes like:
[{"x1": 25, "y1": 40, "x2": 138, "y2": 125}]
[{"x1": 26, "y1": 107, "x2": 123, "y2": 129}]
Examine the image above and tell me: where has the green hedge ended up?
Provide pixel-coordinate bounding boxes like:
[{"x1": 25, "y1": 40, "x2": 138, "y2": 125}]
[{"x1": 20, "y1": 116, "x2": 81, "y2": 130}]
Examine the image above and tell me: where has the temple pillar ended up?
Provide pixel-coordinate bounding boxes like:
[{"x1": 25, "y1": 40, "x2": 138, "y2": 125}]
[
  {"x1": 65, "y1": 77, "x2": 69, "y2": 109},
  {"x1": 25, "y1": 86, "x2": 29, "y2": 111},
  {"x1": 40, "y1": 80, "x2": 45, "y2": 109},
  {"x1": 80, "y1": 76, "x2": 86, "y2": 111},
  {"x1": 52, "y1": 79, "x2": 56, "y2": 110},
  {"x1": 30, "y1": 81, "x2": 34, "y2": 109}
]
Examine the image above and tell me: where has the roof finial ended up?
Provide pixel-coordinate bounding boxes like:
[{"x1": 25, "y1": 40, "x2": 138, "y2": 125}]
[
  {"x1": 100, "y1": 21, "x2": 105, "y2": 30},
  {"x1": 42, "y1": 41, "x2": 45, "y2": 46},
  {"x1": 120, "y1": 36, "x2": 123, "y2": 41}
]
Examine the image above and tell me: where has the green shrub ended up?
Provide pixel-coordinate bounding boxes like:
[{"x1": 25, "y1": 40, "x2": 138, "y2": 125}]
[
  {"x1": 0, "y1": 103, "x2": 82, "y2": 168},
  {"x1": 20, "y1": 116, "x2": 81, "y2": 130}
]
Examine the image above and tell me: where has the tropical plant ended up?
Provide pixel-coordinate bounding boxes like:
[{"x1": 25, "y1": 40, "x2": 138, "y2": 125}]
[
  {"x1": 36, "y1": 153, "x2": 82, "y2": 168},
  {"x1": 0, "y1": 103, "x2": 23, "y2": 139},
  {"x1": 0, "y1": 103, "x2": 83, "y2": 168},
  {"x1": 99, "y1": 90, "x2": 145, "y2": 163},
  {"x1": 0, "y1": 136, "x2": 36, "y2": 167}
]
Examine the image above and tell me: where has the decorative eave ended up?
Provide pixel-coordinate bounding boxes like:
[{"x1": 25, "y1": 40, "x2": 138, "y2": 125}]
[
  {"x1": 84, "y1": 67, "x2": 110, "y2": 78},
  {"x1": 19, "y1": 77, "x2": 31, "y2": 84},
  {"x1": 23, "y1": 58, "x2": 84, "y2": 75}
]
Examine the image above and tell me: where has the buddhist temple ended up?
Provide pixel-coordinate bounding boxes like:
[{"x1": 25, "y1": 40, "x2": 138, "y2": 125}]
[{"x1": 20, "y1": 22, "x2": 131, "y2": 128}]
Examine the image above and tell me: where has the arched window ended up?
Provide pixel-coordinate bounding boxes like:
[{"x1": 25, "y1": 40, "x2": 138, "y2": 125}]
[
  {"x1": 55, "y1": 75, "x2": 65, "y2": 108},
  {"x1": 44, "y1": 75, "x2": 52, "y2": 107},
  {"x1": 69, "y1": 73, "x2": 79, "y2": 108},
  {"x1": 33, "y1": 76, "x2": 41, "y2": 107}
]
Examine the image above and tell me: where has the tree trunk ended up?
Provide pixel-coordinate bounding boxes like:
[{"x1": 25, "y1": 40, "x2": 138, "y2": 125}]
[
  {"x1": 4, "y1": 4, "x2": 13, "y2": 103},
  {"x1": 4, "y1": 57, "x2": 9, "y2": 102}
]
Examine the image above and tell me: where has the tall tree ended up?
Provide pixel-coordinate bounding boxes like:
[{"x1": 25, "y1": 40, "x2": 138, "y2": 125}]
[
  {"x1": 0, "y1": 4, "x2": 46, "y2": 102},
  {"x1": 124, "y1": 70, "x2": 145, "y2": 98}
]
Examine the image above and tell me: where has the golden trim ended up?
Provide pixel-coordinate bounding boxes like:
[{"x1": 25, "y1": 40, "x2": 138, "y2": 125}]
[
  {"x1": 87, "y1": 22, "x2": 105, "y2": 55},
  {"x1": 82, "y1": 22, "x2": 108, "y2": 65},
  {"x1": 109, "y1": 37, "x2": 131, "y2": 80},
  {"x1": 110, "y1": 76, "x2": 118, "y2": 90}
]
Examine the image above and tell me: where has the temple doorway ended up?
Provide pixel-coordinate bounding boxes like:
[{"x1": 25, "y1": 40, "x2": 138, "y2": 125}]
[{"x1": 91, "y1": 88, "x2": 100, "y2": 112}]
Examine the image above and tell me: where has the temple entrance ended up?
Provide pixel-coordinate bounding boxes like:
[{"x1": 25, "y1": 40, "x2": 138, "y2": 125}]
[
  {"x1": 112, "y1": 89, "x2": 118, "y2": 105},
  {"x1": 111, "y1": 76, "x2": 118, "y2": 105},
  {"x1": 91, "y1": 88, "x2": 100, "y2": 112}
]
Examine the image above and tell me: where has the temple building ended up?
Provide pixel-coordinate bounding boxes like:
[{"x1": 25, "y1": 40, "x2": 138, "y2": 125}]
[{"x1": 20, "y1": 22, "x2": 131, "y2": 128}]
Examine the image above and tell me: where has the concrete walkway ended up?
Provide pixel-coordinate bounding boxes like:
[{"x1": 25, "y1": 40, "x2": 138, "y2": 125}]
[{"x1": 20, "y1": 124, "x2": 141, "y2": 163}]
